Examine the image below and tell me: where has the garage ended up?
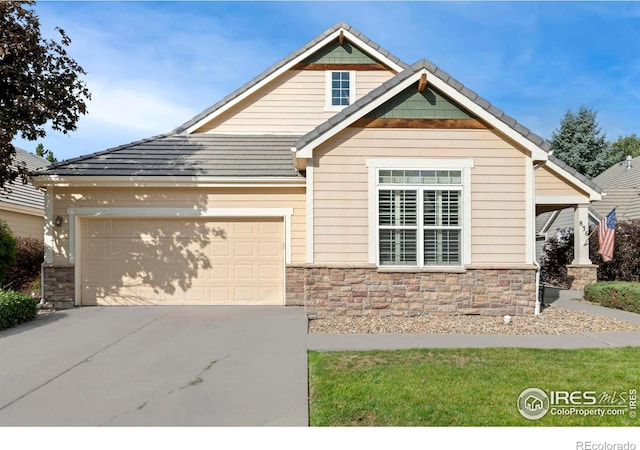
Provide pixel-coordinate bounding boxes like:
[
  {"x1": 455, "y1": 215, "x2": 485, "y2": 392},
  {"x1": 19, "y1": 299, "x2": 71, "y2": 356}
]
[{"x1": 80, "y1": 217, "x2": 284, "y2": 306}]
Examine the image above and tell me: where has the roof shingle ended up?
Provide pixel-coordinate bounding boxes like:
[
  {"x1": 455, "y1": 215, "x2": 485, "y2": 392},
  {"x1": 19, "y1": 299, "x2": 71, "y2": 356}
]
[
  {"x1": 0, "y1": 148, "x2": 48, "y2": 211},
  {"x1": 37, "y1": 135, "x2": 303, "y2": 178}
]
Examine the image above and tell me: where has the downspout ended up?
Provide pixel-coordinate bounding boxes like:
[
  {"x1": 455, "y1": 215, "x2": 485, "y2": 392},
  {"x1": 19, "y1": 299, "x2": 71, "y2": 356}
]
[{"x1": 532, "y1": 160, "x2": 546, "y2": 315}]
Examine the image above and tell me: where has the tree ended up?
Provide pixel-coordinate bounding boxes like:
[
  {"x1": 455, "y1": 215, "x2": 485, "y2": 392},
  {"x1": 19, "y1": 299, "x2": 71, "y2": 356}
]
[
  {"x1": 35, "y1": 143, "x2": 57, "y2": 163},
  {"x1": 608, "y1": 134, "x2": 640, "y2": 165},
  {"x1": 0, "y1": 1, "x2": 89, "y2": 188},
  {"x1": 549, "y1": 106, "x2": 611, "y2": 178}
]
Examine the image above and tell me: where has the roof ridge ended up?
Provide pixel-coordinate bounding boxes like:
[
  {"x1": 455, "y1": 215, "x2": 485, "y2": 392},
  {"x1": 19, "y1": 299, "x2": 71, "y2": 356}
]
[{"x1": 173, "y1": 22, "x2": 409, "y2": 134}]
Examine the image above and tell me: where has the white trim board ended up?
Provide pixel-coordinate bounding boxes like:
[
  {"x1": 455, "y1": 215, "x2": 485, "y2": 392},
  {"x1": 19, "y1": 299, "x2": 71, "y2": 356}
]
[
  {"x1": 33, "y1": 176, "x2": 305, "y2": 188},
  {"x1": 0, "y1": 202, "x2": 43, "y2": 217},
  {"x1": 536, "y1": 195, "x2": 592, "y2": 205}
]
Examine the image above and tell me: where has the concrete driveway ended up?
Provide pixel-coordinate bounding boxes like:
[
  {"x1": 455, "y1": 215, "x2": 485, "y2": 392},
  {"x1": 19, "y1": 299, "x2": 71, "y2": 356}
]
[{"x1": 0, "y1": 306, "x2": 309, "y2": 426}]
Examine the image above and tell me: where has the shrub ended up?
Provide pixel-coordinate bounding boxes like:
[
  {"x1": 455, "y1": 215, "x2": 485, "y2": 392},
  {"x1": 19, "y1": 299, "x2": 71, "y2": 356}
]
[
  {"x1": 584, "y1": 282, "x2": 640, "y2": 314},
  {"x1": 0, "y1": 220, "x2": 17, "y2": 285},
  {"x1": 540, "y1": 228, "x2": 574, "y2": 287},
  {"x1": 589, "y1": 219, "x2": 640, "y2": 282},
  {"x1": 2, "y1": 237, "x2": 44, "y2": 291},
  {"x1": 541, "y1": 218, "x2": 640, "y2": 286},
  {"x1": 0, "y1": 290, "x2": 37, "y2": 330}
]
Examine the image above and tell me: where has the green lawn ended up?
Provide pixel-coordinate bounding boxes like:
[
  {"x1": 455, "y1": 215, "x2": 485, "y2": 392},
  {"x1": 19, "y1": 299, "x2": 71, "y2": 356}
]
[{"x1": 308, "y1": 348, "x2": 640, "y2": 426}]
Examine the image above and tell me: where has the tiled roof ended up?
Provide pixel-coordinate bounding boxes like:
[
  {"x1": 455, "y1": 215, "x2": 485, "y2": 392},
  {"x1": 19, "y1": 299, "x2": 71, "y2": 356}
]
[
  {"x1": 593, "y1": 155, "x2": 640, "y2": 189},
  {"x1": 0, "y1": 147, "x2": 48, "y2": 211},
  {"x1": 173, "y1": 22, "x2": 409, "y2": 134},
  {"x1": 37, "y1": 134, "x2": 303, "y2": 178}
]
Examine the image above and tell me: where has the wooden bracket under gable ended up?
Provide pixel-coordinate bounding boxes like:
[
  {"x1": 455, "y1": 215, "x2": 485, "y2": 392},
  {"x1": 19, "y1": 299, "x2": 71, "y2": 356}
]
[
  {"x1": 338, "y1": 30, "x2": 345, "y2": 46},
  {"x1": 418, "y1": 73, "x2": 428, "y2": 92}
]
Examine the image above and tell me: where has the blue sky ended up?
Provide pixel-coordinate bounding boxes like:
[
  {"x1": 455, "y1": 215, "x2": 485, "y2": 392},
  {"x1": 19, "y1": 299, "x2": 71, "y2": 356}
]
[{"x1": 11, "y1": 1, "x2": 640, "y2": 161}]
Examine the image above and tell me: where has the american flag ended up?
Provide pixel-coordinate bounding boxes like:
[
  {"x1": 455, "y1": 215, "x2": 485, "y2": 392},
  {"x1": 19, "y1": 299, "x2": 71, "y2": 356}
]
[{"x1": 598, "y1": 208, "x2": 616, "y2": 262}]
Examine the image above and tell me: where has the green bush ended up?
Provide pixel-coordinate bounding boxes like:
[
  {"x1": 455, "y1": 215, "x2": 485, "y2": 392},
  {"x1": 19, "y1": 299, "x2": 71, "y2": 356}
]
[
  {"x1": 2, "y1": 237, "x2": 44, "y2": 291},
  {"x1": 541, "y1": 219, "x2": 640, "y2": 286},
  {"x1": 0, "y1": 220, "x2": 17, "y2": 285},
  {"x1": 589, "y1": 219, "x2": 640, "y2": 282},
  {"x1": 584, "y1": 282, "x2": 640, "y2": 314},
  {"x1": 540, "y1": 228, "x2": 574, "y2": 287},
  {"x1": 0, "y1": 290, "x2": 37, "y2": 330}
]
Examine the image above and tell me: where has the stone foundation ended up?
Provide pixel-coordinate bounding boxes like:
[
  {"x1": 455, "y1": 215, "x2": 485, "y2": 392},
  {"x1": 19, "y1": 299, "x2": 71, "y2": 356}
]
[
  {"x1": 286, "y1": 264, "x2": 537, "y2": 317},
  {"x1": 42, "y1": 264, "x2": 75, "y2": 309},
  {"x1": 566, "y1": 264, "x2": 598, "y2": 291}
]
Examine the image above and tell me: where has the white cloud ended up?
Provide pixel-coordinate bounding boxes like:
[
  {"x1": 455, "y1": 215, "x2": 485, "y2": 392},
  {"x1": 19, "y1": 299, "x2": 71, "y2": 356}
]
[{"x1": 84, "y1": 78, "x2": 196, "y2": 134}]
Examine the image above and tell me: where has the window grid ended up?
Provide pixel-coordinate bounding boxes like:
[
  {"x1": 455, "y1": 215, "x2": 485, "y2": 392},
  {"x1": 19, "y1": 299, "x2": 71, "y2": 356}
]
[
  {"x1": 331, "y1": 71, "x2": 351, "y2": 106},
  {"x1": 378, "y1": 170, "x2": 463, "y2": 267}
]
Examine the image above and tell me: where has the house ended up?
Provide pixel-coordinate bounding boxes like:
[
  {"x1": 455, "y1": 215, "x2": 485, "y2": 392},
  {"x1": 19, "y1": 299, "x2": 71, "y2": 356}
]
[
  {"x1": 536, "y1": 155, "x2": 640, "y2": 261},
  {"x1": 32, "y1": 22, "x2": 602, "y2": 315},
  {"x1": 0, "y1": 147, "x2": 48, "y2": 240}
]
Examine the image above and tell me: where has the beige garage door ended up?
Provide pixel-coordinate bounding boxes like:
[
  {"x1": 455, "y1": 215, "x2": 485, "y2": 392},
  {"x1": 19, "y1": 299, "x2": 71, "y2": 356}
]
[{"x1": 81, "y1": 217, "x2": 283, "y2": 306}]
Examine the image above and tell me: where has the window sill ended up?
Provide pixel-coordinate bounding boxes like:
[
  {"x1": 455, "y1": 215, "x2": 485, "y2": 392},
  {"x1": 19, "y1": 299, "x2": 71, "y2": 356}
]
[
  {"x1": 377, "y1": 266, "x2": 466, "y2": 274},
  {"x1": 324, "y1": 105, "x2": 348, "y2": 112}
]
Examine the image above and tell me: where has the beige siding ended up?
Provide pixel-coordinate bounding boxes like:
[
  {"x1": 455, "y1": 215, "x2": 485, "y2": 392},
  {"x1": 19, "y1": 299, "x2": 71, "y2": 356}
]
[
  {"x1": 0, "y1": 208, "x2": 44, "y2": 240},
  {"x1": 536, "y1": 165, "x2": 588, "y2": 197},
  {"x1": 52, "y1": 187, "x2": 305, "y2": 264},
  {"x1": 195, "y1": 70, "x2": 395, "y2": 134},
  {"x1": 313, "y1": 128, "x2": 528, "y2": 264}
]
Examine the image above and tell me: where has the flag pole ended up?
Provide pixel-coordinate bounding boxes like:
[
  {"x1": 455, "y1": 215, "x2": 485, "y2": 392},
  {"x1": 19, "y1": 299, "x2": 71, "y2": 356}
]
[{"x1": 583, "y1": 206, "x2": 618, "y2": 245}]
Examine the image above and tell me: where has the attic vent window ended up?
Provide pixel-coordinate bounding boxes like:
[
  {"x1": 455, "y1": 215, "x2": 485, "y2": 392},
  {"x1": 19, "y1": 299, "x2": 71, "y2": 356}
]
[{"x1": 326, "y1": 71, "x2": 356, "y2": 110}]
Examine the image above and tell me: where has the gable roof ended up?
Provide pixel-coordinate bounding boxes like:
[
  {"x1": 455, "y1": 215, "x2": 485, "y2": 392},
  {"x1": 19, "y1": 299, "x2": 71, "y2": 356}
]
[
  {"x1": 35, "y1": 134, "x2": 303, "y2": 180},
  {"x1": 174, "y1": 22, "x2": 408, "y2": 135},
  {"x1": 1, "y1": 147, "x2": 48, "y2": 212},
  {"x1": 295, "y1": 59, "x2": 548, "y2": 156},
  {"x1": 294, "y1": 59, "x2": 602, "y2": 198}
]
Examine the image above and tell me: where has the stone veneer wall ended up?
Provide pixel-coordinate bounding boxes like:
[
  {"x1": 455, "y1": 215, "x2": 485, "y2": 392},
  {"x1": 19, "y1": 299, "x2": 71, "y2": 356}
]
[
  {"x1": 286, "y1": 264, "x2": 537, "y2": 317},
  {"x1": 567, "y1": 265, "x2": 598, "y2": 291},
  {"x1": 42, "y1": 264, "x2": 75, "y2": 309}
]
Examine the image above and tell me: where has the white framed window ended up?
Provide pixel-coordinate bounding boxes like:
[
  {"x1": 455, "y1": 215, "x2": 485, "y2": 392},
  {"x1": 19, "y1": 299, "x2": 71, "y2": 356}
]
[
  {"x1": 367, "y1": 159, "x2": 473, "y2": 268},
  {"x1": 325, "y1": 71, "x2": 356, "y2": 110}
]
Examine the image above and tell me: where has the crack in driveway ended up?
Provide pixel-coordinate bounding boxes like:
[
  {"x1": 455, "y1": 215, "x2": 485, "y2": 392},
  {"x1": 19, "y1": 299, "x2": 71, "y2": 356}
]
[
  {"x1": 0, "y1": 312, "x2": 169, "y2": 413},
  {"x1": 102, "y1": 354, "x2": 230, "y2": 425}
]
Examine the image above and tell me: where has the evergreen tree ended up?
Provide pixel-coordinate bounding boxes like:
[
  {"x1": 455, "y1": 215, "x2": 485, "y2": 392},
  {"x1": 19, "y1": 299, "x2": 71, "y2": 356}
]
[
  {"x1": 35, "y1": 143, "x2": 57, "y2": 163},
  {"x1": 549, "y1": 106, "x2": 611, "y2": 178}
]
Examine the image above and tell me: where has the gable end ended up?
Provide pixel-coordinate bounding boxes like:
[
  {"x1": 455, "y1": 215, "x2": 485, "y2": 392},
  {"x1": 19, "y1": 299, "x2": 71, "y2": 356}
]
[
  {"x1": 293, "y1": 41, "x2": 391, "y2": 71},
  {"x1": 350, "y1": 82, "x2": 487, "y2": 129}
]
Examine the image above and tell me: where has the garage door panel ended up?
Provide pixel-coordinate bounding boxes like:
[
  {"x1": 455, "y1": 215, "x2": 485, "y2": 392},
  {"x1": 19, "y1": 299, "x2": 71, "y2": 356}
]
[
  {"x1": 81, "y1": 217, "x2": 283, "y2": 306},
  {"x1": 210, "y1": 241, "x2": 231, "y2": 257},
  {"x1": 234, "y1": 242, "x2": 254, "y2": 257},
  {"x1": 259, "y1": 242, "x2": 280, "y2": 257}
]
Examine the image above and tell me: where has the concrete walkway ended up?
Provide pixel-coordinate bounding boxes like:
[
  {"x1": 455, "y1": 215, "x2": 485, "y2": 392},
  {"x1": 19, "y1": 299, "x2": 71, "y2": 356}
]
[{"x1": 308, "y1": 289, "x2": 640, "y2": 351}]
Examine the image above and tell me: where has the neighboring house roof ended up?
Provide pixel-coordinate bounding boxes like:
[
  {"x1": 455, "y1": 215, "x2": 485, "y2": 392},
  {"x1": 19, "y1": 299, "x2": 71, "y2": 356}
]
[
  {"x1": 0, "y1": 147, "x2": 48, "y2": 212},
  {"x1": 536, "y1": 156, "x2": 640, "y2": 237},
  {"x1": 593, "y1": 155, "x2": 640, "y2": 189},
  {"x1": 175, "y1": 22, "x2": 409, "y2": 134},
  {"x1": 37, "y1": 134, "x2": 303, "y2": 178}
]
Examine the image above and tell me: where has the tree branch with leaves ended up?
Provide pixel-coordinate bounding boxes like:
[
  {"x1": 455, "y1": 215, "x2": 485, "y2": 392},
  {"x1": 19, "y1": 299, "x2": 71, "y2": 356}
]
[{"x1": 0, "y1": 0, "x2": 90, "y2": 187}]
